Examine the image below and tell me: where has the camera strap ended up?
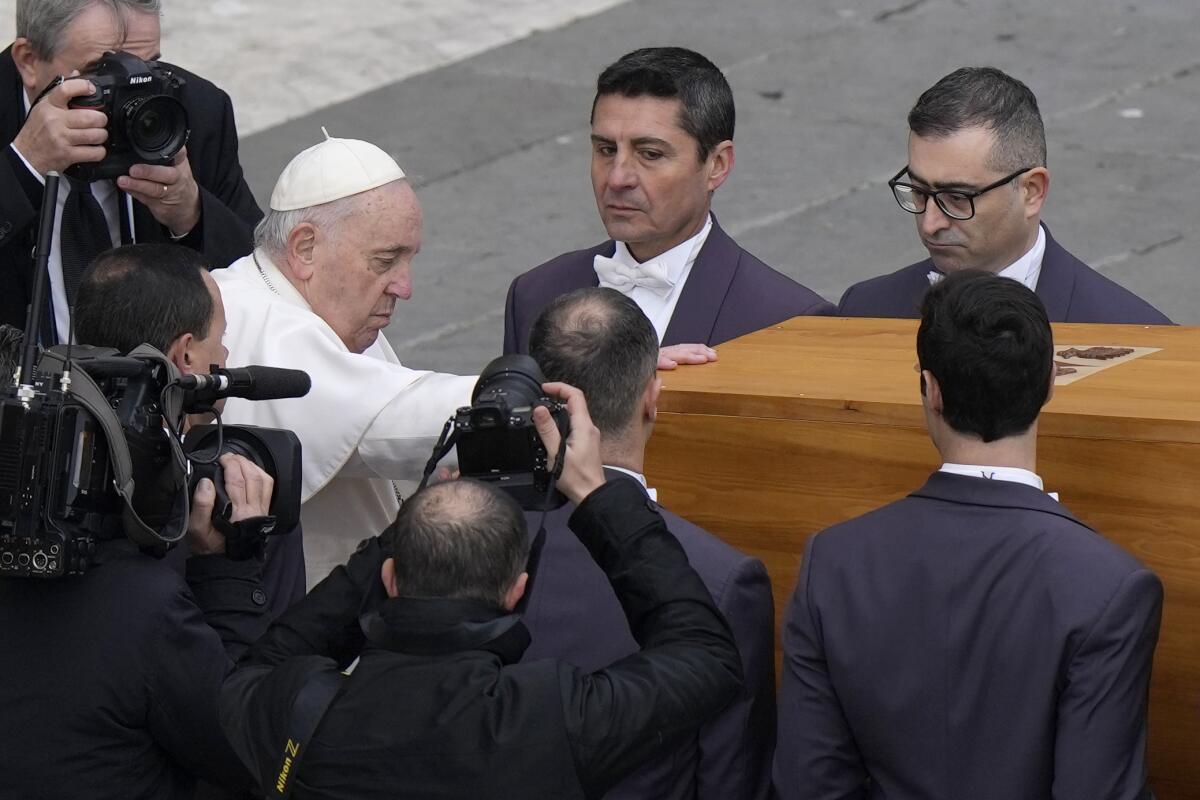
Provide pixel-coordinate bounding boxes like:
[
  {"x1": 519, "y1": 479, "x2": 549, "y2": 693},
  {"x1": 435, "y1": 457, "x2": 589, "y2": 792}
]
[{"x1": 269, "y1": 667, "x2": 344, "y2": 799}]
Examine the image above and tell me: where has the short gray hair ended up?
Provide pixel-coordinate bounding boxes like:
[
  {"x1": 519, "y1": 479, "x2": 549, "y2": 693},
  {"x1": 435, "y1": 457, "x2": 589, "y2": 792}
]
[
  {"x1": 16, "y1": 0, "x2": 162, "y2": 60},
  {"x1": 908, "y1": 67, "x2": 1047, "y2": 173},
  {"x1": 253, "y1": 194, "x2": 364, "y2": 259}
]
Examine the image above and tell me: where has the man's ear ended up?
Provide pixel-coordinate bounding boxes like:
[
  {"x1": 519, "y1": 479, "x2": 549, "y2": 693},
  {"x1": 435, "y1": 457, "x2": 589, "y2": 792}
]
[
  {"x1": 643, "y1": 375, "x2": 662, "y2": 423},
  {"x1": 705, "y1": 140, "x2": 734, "y2": 193},
  {"x1": 285, "y1": 223, "x2": 319, "y2": 281},
  {"x1": 1045, "y1": 358, "x2": 1057, "y2": 405},
  {"x1": 381, "y1": 557, "x2": 399, "y2": 599},
  {"x1": 1021, "y1": 167, "x2": 1050, "y2": 221},
  {"x1": 502, "y1": 571, "x2": 528, "y2": 612},
  {"x1": 920, "y1": 369, "x2": 944, "y2": 415},
  {"x1": 165, "y1": 333, "x2": 191, "y2": 374},
  {"x1": 11, "y1": 39, "x2": 44, "y2": 94}
]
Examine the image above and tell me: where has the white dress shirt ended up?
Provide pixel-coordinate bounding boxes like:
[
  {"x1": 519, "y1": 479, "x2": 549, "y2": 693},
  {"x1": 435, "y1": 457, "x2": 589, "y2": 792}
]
[
  {"x1": 927, "y1": 224, "x2": 1047, "y2": 292},
  {"x1": 598, "y1": 214, "x2": 712, "y2": 342},
  {"x1": 13, "y1": 90, "x2": 132, "y2": 343},
  {"x1": 605, "y1": 464, "x2": 658, "y2": 502},
  {"x1": 938, "y1": 462, "x2": 1059, "y2": 501}
]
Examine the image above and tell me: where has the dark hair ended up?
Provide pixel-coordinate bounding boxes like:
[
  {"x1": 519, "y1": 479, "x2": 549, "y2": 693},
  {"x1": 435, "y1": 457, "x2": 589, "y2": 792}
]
[
  {"x1": 384, "y1": 480, "x2": 529, "y2": 607},
  {"x1": 74, "y1": 244, "x2": 213, "y2": 354},
  {"x1": 908, "y1": 67, "x2": 1046, "y2": 173},
  {"x1": 529, "y1": 287, "x2": 658, "y2": 437},
  {"x1": 917, "y1": 270, "x2": 1052, "y2": 442},
  {"x1": 592, "y1": 46, "x2": 734, "y2": 161}
]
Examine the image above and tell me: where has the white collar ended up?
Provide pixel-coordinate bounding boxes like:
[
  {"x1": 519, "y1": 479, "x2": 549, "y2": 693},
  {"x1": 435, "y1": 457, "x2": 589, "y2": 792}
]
[
  {"x1": 995, "y1": 224, "x2": 1046, "y2": 291},
  {"x1": 605, "y1": 464, "x2": 658, "y2": 502},
  {"x1": 250, "y1": 249, "x2": 313, "y2": 310},
  {"x1": 938, "y1": 462, "x2": 1058, "y2": 500},
  {"x1": 612, "y1": 213, "x2": 712, "y2": 280}
]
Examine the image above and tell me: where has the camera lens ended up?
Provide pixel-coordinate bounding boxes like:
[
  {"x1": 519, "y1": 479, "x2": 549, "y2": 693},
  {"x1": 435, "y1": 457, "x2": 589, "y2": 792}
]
[
  {"x1": 123, "y1": 95, "x2": 189, "y2": 161},
  {"x1": 471, "y1": 355, "x2": 547, "y2": 410}
]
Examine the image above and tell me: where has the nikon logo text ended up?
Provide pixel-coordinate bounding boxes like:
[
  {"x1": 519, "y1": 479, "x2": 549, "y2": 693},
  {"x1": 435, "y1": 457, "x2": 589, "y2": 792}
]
[
  {"x1": 276, "y1": 739, "x2": 300, "y2": 792},
  {"x1": 129, "y1": 75, "x2": 152, "y2": 84}
]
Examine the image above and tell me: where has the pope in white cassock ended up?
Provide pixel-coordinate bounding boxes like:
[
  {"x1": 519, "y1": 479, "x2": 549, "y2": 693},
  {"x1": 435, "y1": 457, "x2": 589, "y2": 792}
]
[{"x1": 214, "y1": 135, "x2": 476, "y2": 588}]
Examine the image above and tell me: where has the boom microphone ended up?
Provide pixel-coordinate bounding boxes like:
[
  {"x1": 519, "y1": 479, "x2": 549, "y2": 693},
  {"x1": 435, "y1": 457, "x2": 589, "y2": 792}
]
[{"x1": 179, "y1": 366, "x2": 311, "y2": 408}]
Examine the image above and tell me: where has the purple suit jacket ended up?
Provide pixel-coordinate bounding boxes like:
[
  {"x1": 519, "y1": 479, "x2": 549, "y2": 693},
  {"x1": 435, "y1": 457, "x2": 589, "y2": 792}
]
[
  {"x1": 503, "y1": 218, "x2": 834, "y2": 353},
  {"x1": 521, "y1": 471, "x2": 776, "y2": 800},
  {"x1": 837, "y1": 228, "x2": 1172, "y2": 324},
  {"x1": 774, "y1": 471, "x2": 1162, "y2": 800}
]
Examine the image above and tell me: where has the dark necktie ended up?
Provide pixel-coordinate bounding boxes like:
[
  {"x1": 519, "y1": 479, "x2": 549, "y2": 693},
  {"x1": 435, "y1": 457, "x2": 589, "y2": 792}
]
[{"x1": 59, "y1": 176, "x2": 113, "y2": 306}]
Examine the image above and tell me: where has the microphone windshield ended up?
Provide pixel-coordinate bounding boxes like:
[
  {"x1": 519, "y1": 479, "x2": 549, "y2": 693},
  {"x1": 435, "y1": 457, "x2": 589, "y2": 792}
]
[{"x1": 243, "y1": 366, "x2": 311, "y2": 401}]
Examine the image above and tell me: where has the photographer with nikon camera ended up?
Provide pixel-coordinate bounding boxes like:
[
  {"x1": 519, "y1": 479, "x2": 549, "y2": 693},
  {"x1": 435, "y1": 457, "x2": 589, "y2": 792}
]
[
  {"x1": 218, "y1": 377, "x2": 744, "y2": 799},
  {"x1": 0, "y1": 0, "x2": 261, "y2": 341},
  {"x1": 0, "y1": 243, "x2": 281, "y2": 798}
]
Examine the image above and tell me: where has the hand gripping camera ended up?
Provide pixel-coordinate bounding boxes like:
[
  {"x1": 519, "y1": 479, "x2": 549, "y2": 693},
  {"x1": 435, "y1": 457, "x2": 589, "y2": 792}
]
[
  {"x1": 58, "y1": 51, "x2": 190, "y2": 181},
  {"x1": 422, "y1": 355, "x2": 570, "y2": 511}
]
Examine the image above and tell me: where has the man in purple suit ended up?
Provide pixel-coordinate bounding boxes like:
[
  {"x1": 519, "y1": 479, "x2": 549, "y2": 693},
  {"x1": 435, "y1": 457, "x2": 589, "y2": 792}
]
[
  {"x1": 838, "y1": 67, "x2": 1171, "y2": 324},
  {"x1": 776, "y1": 271, "x2": 1162, "y2": 799},
  {"x1": 504, "y1": 47, "x2": 833, "y2": 367},
  {"x1": 523, "y1": 287, "x2": 776, "y2": 799}
]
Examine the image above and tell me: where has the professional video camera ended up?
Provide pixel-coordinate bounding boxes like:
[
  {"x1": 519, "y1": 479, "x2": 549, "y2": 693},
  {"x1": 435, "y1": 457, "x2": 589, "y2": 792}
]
[
  {"x1": 42, "y1": 50, "x2": 190, "y2": 181},
  {"x1": 0, "y1": 175, "x2": 307, "y2": 578},
  {"x1": 421, "y1": 355, "x2": 570, "y2": 511}
]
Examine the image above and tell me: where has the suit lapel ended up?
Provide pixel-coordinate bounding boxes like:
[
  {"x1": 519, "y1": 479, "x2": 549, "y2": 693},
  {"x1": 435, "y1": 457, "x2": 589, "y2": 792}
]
[
  {"x1": 1033, "y1": 227, "x2": 1074, "y2": 321},
  {"x1": 660, "y1": 217, "x2": 740, "y2": 345},
  {"x1": 911, "y1": 471, "x2": 1094, "y2": 532}
]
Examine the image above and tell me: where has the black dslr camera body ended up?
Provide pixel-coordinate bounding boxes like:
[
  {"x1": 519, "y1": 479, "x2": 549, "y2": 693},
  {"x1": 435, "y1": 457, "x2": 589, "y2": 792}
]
[
  {"x1": 453, "y1": 355, "x2": 570, "y2": 511},
  {"x1": 65, "y1": 51, "x2": 190, "y2": 181}
]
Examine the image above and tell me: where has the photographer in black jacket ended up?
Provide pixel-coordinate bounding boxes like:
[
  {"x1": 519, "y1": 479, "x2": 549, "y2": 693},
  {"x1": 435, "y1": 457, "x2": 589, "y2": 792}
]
[
  {"x1": 0, "y1": 245, "x2": 275, "y2": 799},
  {"x1": 220, "y1": 382, "x2": 744, "y2": 799}
]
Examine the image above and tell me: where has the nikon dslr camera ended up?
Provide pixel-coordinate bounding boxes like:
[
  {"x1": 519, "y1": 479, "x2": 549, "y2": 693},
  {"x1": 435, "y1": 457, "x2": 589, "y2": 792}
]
[
  {"x1": 453, "y1": 356, "x2": 570, "y2": 511},
  {"x1": 64, "y1": 51, "x2": 190, "y2": 181}
]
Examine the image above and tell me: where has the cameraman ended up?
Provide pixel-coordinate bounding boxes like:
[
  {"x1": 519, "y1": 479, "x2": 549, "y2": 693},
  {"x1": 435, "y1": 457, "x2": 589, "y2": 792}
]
[
  {"x1": 0, "y1": 0, "x2": 261, "y2": 339},
  {"x1": 73, "y1": 242, "x2": 307, "y2": 613},
  {"x1": 0, "y1": 244, "x2": 279, "y2": 798},
  {"x1": 219, "y1": 383, "x2": 744, "y2": 798}
]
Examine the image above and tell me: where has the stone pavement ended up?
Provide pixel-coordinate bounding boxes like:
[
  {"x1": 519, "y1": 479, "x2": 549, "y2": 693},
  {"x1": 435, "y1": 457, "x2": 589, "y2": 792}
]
[{"x1": 4, "y1": 0, "x2": 1197, "y2": 374}]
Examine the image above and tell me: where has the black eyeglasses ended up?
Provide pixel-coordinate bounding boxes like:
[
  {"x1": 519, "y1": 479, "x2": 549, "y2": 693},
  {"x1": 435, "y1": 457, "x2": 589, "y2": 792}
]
[{"x1": 888, "y1": 165, "x2": 1034, "y2": 221}]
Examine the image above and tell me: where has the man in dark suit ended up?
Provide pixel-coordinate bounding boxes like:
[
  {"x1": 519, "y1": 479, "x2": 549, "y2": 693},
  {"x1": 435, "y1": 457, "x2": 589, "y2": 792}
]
[
  {"x1": 504, "y1": 47, "x2": 833, "y2": 368},
  {"x1": 0, "y1": 0, "x2": 261, "y2": 339},
  {"x1": 525, "y1": 286, "x2": 776, "y2": 799},
  {"x1": 775, "y1": 270, "x2": 1162, "y2": 800},
  {"x1": 838, "y1": 67, "x2": 1170, "y2": 324}
]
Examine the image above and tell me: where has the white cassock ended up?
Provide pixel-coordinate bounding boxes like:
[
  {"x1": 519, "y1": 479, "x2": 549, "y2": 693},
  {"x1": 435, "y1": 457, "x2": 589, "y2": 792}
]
[{"x1": 213, "y1": 251, "x2": 476, "y2": 588}]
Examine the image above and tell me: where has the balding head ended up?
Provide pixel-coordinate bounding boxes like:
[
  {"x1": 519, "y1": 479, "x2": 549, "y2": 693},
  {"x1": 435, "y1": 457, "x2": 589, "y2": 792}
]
[
  {"x1": 529, "y1": 287, "x2": 659, "y2": 438},
  {"x1": 383, "y1": 479, "x2": 529, "y2": 608}
]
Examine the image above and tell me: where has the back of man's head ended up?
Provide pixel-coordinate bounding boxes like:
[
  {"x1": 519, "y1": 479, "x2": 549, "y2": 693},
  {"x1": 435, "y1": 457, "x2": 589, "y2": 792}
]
[
  {"x1": 16, "y1": 0, "x2": 160, "y2": 60},
  {"x1": 529, "y1": 287, "x2": 658, "y2": 438},
  {"x1": 75, "y1": 243, "x2": 213, "y2": 354},
  {"x1": 384, "y1": 480, "x2": 529, "y2": 608},
  {"x1": 908, "y1": 66, "x2": 1046, "y2": 173},
  {"x1": 593, "y1": 46, "x2": 735, "y2": 160},
  {"x1": 917, "y1": 271, "x2": 1052, "y2": 443}
]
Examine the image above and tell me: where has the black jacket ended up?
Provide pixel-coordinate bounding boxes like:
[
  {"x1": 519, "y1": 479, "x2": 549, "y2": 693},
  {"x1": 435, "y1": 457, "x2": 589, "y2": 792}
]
[
  {"x1": 220, "y1": 478, "x2": 744, "y2": 799},
  {"x1": 0, "y1": 45, "x2": 263, "y2": 331},
  {"x1": 0, "y1": 540, "x2": 271, "y2": 799}
]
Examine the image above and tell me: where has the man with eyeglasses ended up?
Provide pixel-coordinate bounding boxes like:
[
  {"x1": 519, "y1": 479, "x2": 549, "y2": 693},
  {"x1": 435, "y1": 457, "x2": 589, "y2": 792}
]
[{"x1": 837, "y1": 67, "x2": 1171, "y2": 324}]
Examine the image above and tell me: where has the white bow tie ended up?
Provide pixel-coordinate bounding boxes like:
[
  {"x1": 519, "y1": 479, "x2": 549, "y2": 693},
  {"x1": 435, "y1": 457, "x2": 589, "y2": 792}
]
[
  {"x1": 927, "y1": 270, "x2": 944, "y2": 286},
  {"x1": 594, "y1": 254, "x2": 675, "y2": 298}
]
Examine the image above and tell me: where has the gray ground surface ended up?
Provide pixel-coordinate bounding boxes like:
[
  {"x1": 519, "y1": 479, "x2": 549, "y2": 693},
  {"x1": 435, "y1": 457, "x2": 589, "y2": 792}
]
[{"x1": 236, "y1": 0, "x2": 1199, "y2": 375}]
